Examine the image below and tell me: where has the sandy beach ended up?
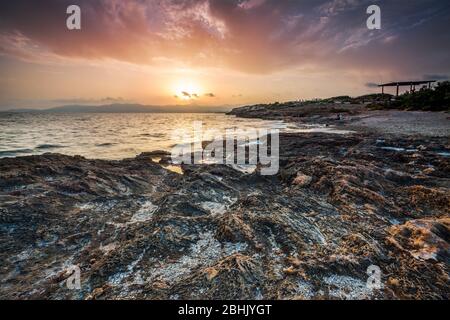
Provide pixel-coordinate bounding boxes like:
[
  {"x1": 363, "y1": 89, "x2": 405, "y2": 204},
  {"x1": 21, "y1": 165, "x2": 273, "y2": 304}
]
[{"x1": 346, "y1": 110, "x2": 450, "y2": 137}]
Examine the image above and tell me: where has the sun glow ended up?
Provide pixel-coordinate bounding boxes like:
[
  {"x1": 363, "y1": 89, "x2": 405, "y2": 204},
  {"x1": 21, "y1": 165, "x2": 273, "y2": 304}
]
[{"x1": 173, "y1": 80, "x2": 203, "y2": 100}]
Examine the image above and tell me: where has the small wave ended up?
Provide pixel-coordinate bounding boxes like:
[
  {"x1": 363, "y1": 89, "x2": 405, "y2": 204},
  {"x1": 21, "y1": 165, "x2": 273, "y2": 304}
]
[
  {"x1": 139, "y1": 133, "x2": 165, "y2": 138},
  {"x1": 0, "y1": 149, "x2": 34, "y2": 157},
  {"x1": 96, "y1": 143, "x2": 117, "y2": 147},
  {"x1": 35, "y1": 144, "x2": 66, "y2": 150}
]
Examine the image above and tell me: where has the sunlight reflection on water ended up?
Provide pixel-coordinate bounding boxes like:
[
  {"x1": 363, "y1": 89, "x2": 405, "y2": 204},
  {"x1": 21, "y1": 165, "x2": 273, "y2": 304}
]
[{"x1": 0, "y1": 113, "x2": 287, "y2": 160}]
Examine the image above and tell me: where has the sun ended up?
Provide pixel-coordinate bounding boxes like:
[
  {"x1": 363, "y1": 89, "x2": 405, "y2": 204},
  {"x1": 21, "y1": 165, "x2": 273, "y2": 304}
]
[{"x1": 173, "y1": 80, "x2": 203, "y2": 100}]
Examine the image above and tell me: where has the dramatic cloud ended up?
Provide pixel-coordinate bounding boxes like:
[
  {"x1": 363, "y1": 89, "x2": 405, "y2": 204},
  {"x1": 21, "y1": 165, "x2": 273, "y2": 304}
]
[
  {"x1": 1, "y1": 0, "x2": 449, "y2": 74},
  {"x1": 1, "y1": 0, "x2": 449, "y2": 109}
]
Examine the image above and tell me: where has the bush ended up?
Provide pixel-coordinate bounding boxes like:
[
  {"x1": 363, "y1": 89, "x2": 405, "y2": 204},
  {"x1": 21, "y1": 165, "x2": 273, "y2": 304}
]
[{"x1": 392, "y1": 81, "x2": 450, "y2": 111}]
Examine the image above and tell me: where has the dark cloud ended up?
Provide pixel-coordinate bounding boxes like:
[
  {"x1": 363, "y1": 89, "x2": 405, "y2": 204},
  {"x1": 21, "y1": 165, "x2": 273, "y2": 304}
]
[
  {"x1": 0, "y1": 0, "x2": 449, "y2": 75},
  {"x1": 204, "y1": 93, "x2": 216, "y2": 97},
  {"x1": 365, "y1": 82, "x2": 379, "y2": 88},
  {"x1": 423, "y1": 74, "x2": 449, "y2": 81}
]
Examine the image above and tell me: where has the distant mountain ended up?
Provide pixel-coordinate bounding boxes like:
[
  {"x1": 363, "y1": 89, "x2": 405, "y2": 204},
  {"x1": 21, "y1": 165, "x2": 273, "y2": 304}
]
[
  {"x1": 1, "y1": 103, "x2": 233, "y2": 113},
  {"x1": 1, "y1": 108, "x2": 37, "y2": 113}
]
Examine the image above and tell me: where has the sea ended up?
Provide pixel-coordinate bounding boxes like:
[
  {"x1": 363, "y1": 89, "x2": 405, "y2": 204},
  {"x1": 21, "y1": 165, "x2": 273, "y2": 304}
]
[{"x1": 0, "y1": 113, "x2": 289, "y2": 160}]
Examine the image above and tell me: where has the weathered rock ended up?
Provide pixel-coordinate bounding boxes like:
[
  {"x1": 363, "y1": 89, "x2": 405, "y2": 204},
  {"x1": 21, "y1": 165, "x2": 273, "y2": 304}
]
[
  {"x1": 292, "y1": 173, "x2": 312, "y2": 187},
  {"x1": 387, "y1": 218, "x2": 450, "y2": 262},
  {"x1": 0, "y1": 115, "x2": 449, "y2": 300}
]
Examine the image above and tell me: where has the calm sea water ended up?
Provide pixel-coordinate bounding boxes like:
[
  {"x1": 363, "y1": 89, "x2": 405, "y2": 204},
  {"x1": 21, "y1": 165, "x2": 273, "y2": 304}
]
[{"x1": 0, "y1": 113, "x2": 288, "y2": 160}]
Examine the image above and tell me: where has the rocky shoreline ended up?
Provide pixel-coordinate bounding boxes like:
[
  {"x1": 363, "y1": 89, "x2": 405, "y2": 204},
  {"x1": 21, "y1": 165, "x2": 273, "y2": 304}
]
[{"x1": 1, "y1": 105, "x2": 449, "y2": 300}]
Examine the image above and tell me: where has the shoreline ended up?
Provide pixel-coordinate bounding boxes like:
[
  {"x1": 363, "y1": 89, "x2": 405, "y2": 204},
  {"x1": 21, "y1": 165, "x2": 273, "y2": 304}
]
[
  {"x1": 229, "y1": 103, "x2": 450, "y2": 138},
  {"x1": 1, "y1": 108, "x2": 448, "y2": 161}
]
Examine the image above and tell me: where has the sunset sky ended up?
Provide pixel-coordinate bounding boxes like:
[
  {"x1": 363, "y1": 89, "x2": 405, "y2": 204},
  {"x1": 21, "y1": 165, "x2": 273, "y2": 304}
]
[{"x1": 1, "y1": 0, "x2": 449, "y2": 110}]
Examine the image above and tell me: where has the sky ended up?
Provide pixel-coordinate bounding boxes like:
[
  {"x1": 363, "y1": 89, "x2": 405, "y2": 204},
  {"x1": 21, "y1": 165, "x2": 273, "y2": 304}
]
[{"x1": 0, "y1": 0, "x2": 449, "y2": 110}]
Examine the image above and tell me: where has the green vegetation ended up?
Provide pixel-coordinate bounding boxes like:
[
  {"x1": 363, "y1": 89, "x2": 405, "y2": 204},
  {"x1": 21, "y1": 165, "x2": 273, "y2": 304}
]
[
  {"x1": 370, "y1": 81, "x2": 450, "y2": 111},
  {"x1": 244, "y1": 82, "x2": 449, "y2": 112},
  {"x1": 310, "y1": 93, "x2": 392, "y2": 105}
]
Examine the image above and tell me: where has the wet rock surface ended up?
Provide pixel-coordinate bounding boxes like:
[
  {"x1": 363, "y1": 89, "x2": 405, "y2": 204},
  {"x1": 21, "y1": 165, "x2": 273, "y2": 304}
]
[{"x1": 1, "y1": 115, "x2": 449, "y2": 300}]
